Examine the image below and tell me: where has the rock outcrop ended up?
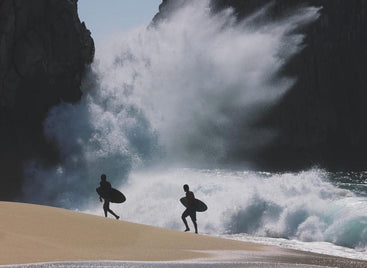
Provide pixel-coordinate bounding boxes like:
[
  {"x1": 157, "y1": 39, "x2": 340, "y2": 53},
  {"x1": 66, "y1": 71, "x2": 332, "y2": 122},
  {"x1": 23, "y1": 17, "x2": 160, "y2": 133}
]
[
  {"x1": 154, "y1": 0, "x2": 367, "y2": 171},
  {"x1": 0, "y1": 0, "x2": 94, "y2": 200}
]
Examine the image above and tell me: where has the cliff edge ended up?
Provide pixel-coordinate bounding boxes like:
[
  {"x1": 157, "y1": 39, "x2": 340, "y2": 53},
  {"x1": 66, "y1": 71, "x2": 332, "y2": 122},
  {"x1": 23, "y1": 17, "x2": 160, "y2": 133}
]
[{"x1": 0, "y1": 0, "x2": 94, "y2": 199}]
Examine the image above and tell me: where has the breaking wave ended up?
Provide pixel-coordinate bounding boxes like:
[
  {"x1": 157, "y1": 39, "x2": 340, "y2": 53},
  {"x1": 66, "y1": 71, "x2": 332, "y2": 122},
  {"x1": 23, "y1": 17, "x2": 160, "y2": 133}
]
[
  {"x1": 22, "y1": 0, "x2": 319, "y2": 207},
  {"x1": 86, "y1": 168, "x2": 367, "y2": 252}
]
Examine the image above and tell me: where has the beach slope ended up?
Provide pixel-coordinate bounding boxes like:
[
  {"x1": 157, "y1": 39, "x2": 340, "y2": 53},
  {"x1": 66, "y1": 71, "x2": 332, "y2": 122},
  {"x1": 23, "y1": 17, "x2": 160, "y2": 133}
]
[{"x1": 0, "y1": 202, "x2": 366, "y2": 267}]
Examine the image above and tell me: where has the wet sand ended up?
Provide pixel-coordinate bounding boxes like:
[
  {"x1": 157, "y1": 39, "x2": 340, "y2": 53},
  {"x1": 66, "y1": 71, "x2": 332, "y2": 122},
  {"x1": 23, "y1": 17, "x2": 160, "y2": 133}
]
[{"x1": 0, "y1": 202, "x2": 366, "y2": 267}]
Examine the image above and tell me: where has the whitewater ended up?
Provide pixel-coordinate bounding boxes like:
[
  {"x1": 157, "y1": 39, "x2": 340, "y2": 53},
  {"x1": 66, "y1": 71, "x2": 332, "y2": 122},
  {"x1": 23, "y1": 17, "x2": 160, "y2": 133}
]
[{"x1": 21, "y1": 0, "x2": 367, "y2": 261}]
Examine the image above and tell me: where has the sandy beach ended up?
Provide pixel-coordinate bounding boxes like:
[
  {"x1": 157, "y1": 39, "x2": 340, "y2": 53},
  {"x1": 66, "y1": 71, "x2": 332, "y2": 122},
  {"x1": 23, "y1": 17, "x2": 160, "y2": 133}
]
[{"x1": 0, "y1": 201, "x2": 366, "y2": 267}]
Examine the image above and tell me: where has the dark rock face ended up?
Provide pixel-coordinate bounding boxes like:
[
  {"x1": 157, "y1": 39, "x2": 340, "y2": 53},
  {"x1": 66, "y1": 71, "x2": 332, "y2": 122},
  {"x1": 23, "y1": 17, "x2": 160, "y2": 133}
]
[
  {"x1": 155, "y1": 0, "x2": 367, "y2": 171},
  {"x1": 0, "y1": 0, "x2": 94, "y2": 200},
  {"x1": 152, "y1": 0, "x2": 187, "y2": 24}
]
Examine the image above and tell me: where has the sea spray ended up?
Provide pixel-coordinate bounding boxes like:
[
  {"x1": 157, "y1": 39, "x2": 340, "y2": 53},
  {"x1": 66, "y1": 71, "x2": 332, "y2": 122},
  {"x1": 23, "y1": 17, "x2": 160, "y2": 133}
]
[
  {"x1": 85, "y1": 168, "x2": 367, "y2": 253},
  {"x1": 21, "y1": 0, "x2": 319, "y2": 207}
]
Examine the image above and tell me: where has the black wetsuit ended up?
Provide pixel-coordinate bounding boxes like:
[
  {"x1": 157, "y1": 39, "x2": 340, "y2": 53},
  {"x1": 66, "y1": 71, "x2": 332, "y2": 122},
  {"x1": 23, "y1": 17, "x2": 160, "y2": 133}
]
[
  {"x1": 99, "y1": 180, "x2": 118, "y2": 218},
  {"x1": 182, "y1": 190, "x2": 196, "y2": 222}
]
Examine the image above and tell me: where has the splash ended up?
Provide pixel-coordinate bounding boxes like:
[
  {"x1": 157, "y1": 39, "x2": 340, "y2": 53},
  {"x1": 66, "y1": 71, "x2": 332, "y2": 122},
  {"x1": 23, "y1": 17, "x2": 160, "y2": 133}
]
[
  {"x1": 22, "y1": 0, "x2": 319, "y2": 207},
  {"x1": 87, "y1": 168, "x2": 367, "y2": 252}
]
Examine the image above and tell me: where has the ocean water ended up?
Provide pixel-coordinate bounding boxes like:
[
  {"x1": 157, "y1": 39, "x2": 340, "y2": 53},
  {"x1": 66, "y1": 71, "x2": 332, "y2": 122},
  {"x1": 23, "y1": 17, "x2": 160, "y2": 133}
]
[
  {"x1": 85, "y1": 168, "x2": 367, "y2": 261},
  {"x1": 19, "y1": 0, "x2": 367, "y2": 262}
]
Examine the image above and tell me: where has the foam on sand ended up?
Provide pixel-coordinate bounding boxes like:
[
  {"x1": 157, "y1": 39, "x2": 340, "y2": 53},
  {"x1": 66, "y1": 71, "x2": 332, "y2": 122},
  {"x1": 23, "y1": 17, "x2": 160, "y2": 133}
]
[{"x1": 1, "y1": 202, "x2": 366, "y2": 267}]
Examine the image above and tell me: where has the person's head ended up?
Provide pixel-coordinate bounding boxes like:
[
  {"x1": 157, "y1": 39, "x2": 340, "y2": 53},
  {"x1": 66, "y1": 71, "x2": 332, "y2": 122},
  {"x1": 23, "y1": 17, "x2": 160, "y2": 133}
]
[
  {"x1": 101, "y1": 174, "x2": 107, "y2": 181},
  {"x1": 183, "y1": 184, "x2": 189, "y2": 192}
]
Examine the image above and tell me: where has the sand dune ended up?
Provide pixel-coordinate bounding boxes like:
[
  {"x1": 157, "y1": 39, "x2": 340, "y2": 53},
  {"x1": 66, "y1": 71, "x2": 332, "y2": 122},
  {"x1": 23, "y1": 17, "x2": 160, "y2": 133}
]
[{"x1": 0, "y1": 202, "x2": 366, "y2": 267}]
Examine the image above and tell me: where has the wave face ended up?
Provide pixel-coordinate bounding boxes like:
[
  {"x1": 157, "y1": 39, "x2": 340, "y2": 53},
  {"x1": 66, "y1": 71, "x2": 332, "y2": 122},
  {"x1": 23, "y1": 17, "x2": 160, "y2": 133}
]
[{"x1": 87, "y1": 168, "x2": 367, "y2": 253}]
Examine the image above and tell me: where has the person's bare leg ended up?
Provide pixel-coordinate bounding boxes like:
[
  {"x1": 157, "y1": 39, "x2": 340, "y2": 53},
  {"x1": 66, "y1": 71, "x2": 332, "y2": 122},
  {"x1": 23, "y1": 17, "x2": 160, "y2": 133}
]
[
  {"x1": 182, "y1": 216, "x2": 190, "y2": 231},
  {"x1": 108, "y1": 209, "x2": 120, "y2": 219},
  {"x1": 190, "y1": 214, "x2": 198, "y2": 234},
  {"x1": 192, "y1": 220, "x2": 198, "y2": 234},
  {"x1": 103, "y1": 202, "x2": 108, "y2": 217}
]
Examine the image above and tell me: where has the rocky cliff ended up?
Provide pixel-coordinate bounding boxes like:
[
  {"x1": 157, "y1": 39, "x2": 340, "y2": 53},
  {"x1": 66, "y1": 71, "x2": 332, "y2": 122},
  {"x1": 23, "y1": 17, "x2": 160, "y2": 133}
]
[
  {"x1": 154, "y1": 0, "x2": 367, "y2": 171},
  {"x1": 0, "y1": 0, "x2": 94, "y2": 200}
]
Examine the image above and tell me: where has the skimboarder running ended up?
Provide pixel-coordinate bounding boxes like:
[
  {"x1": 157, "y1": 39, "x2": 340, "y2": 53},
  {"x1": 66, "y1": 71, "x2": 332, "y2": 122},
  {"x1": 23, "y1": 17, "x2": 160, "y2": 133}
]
[
  {"x1": 182, "y1": 184, "x2": 198, "y2": 234},
  {"x1": 98, "y1": 174, "x2": 120, "y2": 219}
]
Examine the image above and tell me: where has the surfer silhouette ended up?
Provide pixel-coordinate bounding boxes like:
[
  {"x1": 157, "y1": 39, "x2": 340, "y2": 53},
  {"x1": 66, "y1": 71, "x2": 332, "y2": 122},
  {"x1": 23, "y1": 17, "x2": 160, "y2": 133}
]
[
  {"x1": 98, "y1": 174, "x2": 120, "y2": 219},
  {"x1": 182, "y1": 184, "x2": 198, "y2": 234}
]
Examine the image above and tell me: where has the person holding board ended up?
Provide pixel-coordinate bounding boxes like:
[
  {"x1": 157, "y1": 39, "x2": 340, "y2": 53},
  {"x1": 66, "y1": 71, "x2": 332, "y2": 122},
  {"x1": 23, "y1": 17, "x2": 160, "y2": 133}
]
[
  {"x1": 97, "y1": 174, "x2": 120, "y2": 219},
  {"x1": 181, "y1": 184, "x2": 198, "y2": 234}
]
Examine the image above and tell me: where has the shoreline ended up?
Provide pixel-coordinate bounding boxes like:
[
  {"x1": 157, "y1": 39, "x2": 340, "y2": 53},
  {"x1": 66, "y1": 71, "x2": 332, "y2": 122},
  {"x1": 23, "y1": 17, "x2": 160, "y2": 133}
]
[
  {"x1": 1, "y1": 201, "x2": 367, "y2": 267},
  {"x1": 218, "y1": 234, "x2": 367, "y2": 262},
  {"x1": 1, "y1": 258, "x2": 367, "y2": 268},
  {"x1": 0, "y1": 260, "x2": 332, "y2": 268}
]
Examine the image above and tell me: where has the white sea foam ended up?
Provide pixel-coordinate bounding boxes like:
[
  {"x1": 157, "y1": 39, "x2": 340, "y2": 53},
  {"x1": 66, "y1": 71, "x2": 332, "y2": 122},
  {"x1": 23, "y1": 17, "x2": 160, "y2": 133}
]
[
  {"x1": 85, "y1": 168, "x2": 367, "y2": 258},
  {"x1": 225, "y1": 233, "x2": 367, "y2": 261},
  {"x1": 21, "y1": 0, "x2": 319, "y2": 207}
]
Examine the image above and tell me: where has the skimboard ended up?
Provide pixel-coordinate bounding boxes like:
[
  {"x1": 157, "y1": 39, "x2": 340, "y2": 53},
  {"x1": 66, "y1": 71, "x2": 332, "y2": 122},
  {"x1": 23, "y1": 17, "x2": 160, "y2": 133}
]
[
  {"x1": 96, "y1": 187, "x2": 126, "y2": 203},
  {"x1": 180, "y1": 197, "x2": 207, "y2": 212}
]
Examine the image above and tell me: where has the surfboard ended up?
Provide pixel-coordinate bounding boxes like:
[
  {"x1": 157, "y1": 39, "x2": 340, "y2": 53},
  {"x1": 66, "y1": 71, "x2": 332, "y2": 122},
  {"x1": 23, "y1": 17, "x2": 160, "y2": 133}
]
[
  {"x1": 96, "y1": 187, "x2": 126, "y2": 203},
  {"x1": 180, "y1": 197, "x2": 207, "y2": 212}
]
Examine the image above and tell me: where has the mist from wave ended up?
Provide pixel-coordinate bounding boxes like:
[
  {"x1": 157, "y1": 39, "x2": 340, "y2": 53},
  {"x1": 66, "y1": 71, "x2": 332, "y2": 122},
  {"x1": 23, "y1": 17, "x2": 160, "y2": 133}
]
[
  {"x1": 86, "y1": 168, "x2": 367, "y2": 257},
  {"x1": 21, "y1": 0, "x2": 319, "y2": 207}
]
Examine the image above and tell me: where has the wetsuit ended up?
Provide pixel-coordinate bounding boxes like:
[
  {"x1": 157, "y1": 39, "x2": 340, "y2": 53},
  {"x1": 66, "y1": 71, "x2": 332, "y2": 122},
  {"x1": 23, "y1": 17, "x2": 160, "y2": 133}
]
[
  {"x1": 182, "y1": 190, "x2": 196, "y2": 222},
  {"x1": 100, "y1": 180, "x2": 116, "y2": 218}
]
